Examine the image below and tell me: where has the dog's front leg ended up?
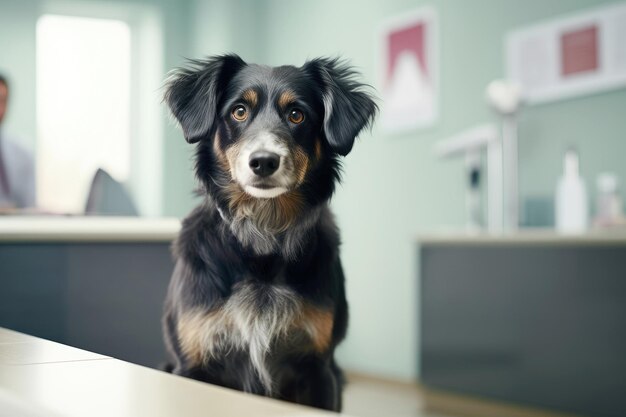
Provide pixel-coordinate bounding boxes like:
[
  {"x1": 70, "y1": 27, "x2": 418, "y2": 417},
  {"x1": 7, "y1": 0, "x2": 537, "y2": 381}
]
[
  {"x1": 308, "y1": 364, "x2": 342, "y2": 411},
  {"x1": 291, "y1": 357, "x2": 342, "y2": 412}
]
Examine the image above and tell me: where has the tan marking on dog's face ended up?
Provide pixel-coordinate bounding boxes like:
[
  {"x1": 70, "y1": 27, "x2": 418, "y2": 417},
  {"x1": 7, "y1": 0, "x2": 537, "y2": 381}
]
[
  {"x1": 300, "y1": 304, "x2": 334, "y2": 353},
  {"x1": 293, "y1": 146, "x2": 310, "y2": 185},
  {"x1": 242, "y1": 89, "x2": 258, "y2": 107},
  {"x1": 224, "y1": 142, "x2": 244, "y2": 180},
  {"x1": 213, "y1": 132, "x2": 231, "y2": 172},
  {"x1": 314, "y1": 138, "x2": 323, "y2": 161},
  {"x1": 278, "y1": 90, "x2": 297, "y2": 109}
]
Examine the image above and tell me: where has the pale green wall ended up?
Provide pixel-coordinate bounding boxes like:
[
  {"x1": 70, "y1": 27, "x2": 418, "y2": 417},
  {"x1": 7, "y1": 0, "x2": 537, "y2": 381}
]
[{"x1": 186, "y1": 0, "x2": 626, "y2": 381}]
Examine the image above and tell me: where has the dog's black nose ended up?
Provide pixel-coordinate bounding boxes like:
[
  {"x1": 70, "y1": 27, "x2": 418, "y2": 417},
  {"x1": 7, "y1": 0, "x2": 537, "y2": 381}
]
[{"x1": 249, "y1": 151, "x2": 280, "y2": 177}]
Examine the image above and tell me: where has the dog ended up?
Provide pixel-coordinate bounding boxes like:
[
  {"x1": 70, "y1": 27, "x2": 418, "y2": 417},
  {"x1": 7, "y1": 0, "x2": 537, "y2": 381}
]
[{"x1": 162, "y1": 54, "x2": 377, "y2": 411}]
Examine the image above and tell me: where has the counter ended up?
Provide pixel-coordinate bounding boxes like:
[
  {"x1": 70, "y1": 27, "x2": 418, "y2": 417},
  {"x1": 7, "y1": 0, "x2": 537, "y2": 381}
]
[
  {"x1": 418, "y1": 229, "x2": 626, "y2": 245},
  {"x1": 0, "y1": 216, "x2": 180, "y2": 241},
  {"x1": 418, "y1": 231, "x2": 626, "y2": 417},
  {"x1": 0, "y1": 216, "x2": 181, "y2": 369}
]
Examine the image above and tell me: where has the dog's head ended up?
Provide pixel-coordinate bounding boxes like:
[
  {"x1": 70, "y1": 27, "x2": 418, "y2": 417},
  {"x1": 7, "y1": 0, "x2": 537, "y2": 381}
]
[{"x1": 165, "y1": 54, "x2": 377, "y2": 218}]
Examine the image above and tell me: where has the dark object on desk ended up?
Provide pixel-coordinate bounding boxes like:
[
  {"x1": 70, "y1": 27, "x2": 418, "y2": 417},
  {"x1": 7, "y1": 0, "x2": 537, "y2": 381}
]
[
  {"x1": 85, "y1": 168, "x2": 138, "y2": 216},
  {"x1": 420, "y1": 241, "x2": 626, "y2": 417}
]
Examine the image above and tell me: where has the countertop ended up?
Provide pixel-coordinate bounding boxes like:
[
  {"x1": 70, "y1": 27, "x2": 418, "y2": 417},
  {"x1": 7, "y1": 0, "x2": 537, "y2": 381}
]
[
  {"x1": 0, "y1": 216, "x2": 181, "y2": 242},
  {"x1": 417, "y1": 228, "x2": 626, "y2": 246},
  {"x1": 0, "y1": 327, "x2": 340, "y2": 417}
]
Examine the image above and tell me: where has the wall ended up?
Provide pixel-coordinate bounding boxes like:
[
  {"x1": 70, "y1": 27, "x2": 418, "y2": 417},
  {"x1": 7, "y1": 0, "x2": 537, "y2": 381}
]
[{"x1": 186, "y1": 0, "x2": 626, "y2": 381}]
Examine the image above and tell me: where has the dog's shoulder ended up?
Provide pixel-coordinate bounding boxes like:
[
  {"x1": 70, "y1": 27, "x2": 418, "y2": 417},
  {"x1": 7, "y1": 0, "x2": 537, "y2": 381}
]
[
  {"x1": 311, "y1": 204, "x2": 341, "y2": 256},
  {"x1": 172, "y1": 200, "x2": 225, "y2": 264}
]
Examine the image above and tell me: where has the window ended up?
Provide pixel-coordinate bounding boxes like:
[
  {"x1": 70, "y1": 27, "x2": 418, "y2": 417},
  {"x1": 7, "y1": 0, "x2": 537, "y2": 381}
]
[{"x1": 36, "y1": 14, "x2": 131, "y2": 214}]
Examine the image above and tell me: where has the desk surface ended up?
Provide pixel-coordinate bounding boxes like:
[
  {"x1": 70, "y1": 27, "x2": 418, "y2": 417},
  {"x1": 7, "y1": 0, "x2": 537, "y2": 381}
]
[
  {"x1": 0, "y1": 328, "x2": 340, "y2": 417},
  {"x1": 0, "y1": 216, "x2": 181, "y2": 242}
]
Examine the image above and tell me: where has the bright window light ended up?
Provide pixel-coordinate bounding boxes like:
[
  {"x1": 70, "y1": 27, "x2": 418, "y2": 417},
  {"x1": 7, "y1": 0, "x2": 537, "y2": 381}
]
[{"x1": 36, "y1": 14, "x2": 131, "y2": 214}]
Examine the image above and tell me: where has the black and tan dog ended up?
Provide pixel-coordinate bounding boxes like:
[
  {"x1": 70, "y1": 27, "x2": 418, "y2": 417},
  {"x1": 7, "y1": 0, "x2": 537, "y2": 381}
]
[{"x1": 162, "y1": 54, "x2": 377, "y2": 411}]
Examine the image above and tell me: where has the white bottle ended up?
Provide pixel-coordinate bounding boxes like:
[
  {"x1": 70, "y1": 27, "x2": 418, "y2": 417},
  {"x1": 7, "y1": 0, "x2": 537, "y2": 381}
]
[{"x1": 555, "y1": 149, "x2": 588, "y2": 234}]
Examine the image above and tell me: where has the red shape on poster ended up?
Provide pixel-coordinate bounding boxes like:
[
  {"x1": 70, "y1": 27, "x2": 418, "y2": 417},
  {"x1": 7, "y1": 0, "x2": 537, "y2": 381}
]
[
  {"x1": 387, "y1": 23, "x2": 427, "y2": 86},
  {"x1": 561, "y1": 25, "x2": 599, "y2": 77}
]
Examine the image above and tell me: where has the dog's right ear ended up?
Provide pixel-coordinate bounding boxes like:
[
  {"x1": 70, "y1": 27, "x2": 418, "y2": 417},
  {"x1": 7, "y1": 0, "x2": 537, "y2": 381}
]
[{"x1": 164, "y1": 54, "x2": 246, "y2": 144}]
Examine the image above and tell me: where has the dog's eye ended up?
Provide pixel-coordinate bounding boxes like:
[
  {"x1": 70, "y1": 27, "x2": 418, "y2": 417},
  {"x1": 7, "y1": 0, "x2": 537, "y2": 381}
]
[
  {"x1": 288, "y1": 109, "x2": 305, "y2": 124},
  {"x1": 231, "y1": 105, "x2": 248, "y2": 122}
]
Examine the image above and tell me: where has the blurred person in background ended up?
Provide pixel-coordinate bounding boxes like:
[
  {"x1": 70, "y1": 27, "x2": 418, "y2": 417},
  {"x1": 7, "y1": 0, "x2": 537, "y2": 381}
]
[{"x1": 0, "y1": 73, "x2": 35, "y2": 210}]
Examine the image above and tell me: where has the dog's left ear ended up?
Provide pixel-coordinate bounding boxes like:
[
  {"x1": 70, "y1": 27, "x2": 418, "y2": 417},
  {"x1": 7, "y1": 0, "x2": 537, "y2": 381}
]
[
  {"x1": 165, "y1": 54, "x2": 247, "y2": 144},
  {"x1": 303, "y1": 58, "x2": 378, "y2": 156}
]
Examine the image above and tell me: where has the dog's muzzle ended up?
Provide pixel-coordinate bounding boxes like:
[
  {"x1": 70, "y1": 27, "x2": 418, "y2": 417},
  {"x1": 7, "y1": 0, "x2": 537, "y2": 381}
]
[{"x1": 235, "y1": 131, "x2": 291, "y2": 199}]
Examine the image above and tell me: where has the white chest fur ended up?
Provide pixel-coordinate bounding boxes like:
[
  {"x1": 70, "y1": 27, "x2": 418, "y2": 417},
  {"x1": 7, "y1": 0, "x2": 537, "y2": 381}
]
[{"x1": 177, "y1": 281, "x2": 333, "y2": 393}]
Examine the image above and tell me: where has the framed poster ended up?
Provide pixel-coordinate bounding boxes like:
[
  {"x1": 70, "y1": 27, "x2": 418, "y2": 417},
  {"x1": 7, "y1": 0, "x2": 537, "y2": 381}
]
[
  {"x1": 507, "y1": 2, "x2": 626, "y2": 103},
  {"x1": 379, "y1": 7, "x2": 438, "y2": 133}
]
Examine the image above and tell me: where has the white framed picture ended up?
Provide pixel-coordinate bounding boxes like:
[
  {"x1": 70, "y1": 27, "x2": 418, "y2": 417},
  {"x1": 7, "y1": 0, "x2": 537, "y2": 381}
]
[
  {"x1": 507, "y1": 2, "x2": 626, "y2": 104},
  {"x1": 379, "y1": 7, "x2": 438, "y2": 134}
]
